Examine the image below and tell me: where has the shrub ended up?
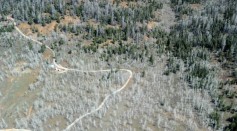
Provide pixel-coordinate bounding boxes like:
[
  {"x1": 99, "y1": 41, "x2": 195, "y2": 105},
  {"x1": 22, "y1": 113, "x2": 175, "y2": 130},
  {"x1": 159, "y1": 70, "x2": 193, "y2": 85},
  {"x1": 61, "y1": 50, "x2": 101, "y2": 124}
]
[
  {"x1": 38, "y1": 44, "x2": 46, "y2": 53},
  {"x1": 209, "y1": 111, "x2": 220, "y2": 129}
]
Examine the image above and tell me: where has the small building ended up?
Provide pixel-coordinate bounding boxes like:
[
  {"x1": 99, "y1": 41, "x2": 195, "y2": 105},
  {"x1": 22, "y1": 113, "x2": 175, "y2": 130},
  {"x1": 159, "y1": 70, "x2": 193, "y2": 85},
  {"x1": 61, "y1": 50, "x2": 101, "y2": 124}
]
[{"x1": 49, "y1": 64, "x2": 55, "y2": 69}]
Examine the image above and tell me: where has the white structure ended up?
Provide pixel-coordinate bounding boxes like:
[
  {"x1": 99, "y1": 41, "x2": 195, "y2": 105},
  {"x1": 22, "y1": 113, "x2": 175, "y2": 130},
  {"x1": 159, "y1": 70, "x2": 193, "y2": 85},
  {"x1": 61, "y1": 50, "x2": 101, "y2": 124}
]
[{"x1": 49, "y1": 64, "x2": 55, "y2": 69}]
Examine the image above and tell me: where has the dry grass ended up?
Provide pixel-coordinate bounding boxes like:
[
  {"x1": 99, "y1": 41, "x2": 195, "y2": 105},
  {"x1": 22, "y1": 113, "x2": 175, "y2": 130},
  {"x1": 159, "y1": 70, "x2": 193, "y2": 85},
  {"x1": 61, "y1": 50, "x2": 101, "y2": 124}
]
[
  {"x1": 87, "y1": 19, "x2": 99, "y2": 28},
  {"x1": 18, "y1": 21, "x2": 56, "y2": 36},
  {"x1": 106, "y1": 24, "x2": 120, "y2": 29},
  {"x1": 147, "y1": 21, "x2": 158, "y2": 30},
  {"x1": 12, "y1": 60, "x2": 31, "y2": 74},
  {"x1": 61, "y1": 16, "x2": 80, "y2": 25},
  {"x1": 18, "y1": 16, "x2": 80, "y2": 36},
  {"x1": 27, "y1": 106, "x2": 33, "y2": 119},
  {"x1": 99, "y1": 39, "x2": 113, "y2": 47},
  {"x1": 18, "y1": 23, "x2": 32, "y2": 35},
  {"x1": 34, "y1": 21, "x2": 57, "y2": 35},
  {"x1": 119, "y1": 2, "x2": 128, "y2": 8},
  {"x1": 59, "y1": 60, "x2": 70, "y2": 68},
  {"x1": 42, "y1": 49, "x2": 53, "y2": 60},
  {"x1": 190, "y1": 4, "x2": 202, "y2": 10},
  {"x1": 119, "y1": 1, "x2": 138, "y2": 8}
]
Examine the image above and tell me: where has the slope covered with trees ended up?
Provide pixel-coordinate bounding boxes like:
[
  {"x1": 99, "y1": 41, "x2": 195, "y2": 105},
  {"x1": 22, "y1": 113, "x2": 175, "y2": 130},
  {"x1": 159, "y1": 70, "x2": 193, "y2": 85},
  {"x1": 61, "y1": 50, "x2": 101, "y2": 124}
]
[{"x1": 0, "y1": 0, "x2": 237, "y2": 130}]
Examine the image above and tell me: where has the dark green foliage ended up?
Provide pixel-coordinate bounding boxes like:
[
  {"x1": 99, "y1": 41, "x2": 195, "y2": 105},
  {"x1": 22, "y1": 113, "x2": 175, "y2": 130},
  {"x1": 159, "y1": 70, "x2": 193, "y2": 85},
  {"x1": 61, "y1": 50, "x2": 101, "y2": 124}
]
[
  {"x1": 39, "y1": 44, "x2": 46, "y2": 53},
  {"x1": 141, "y1": 70, "x2": 145, "y2": 77},
  {"x1": 209, "y1": 111, "x2": 220, "y2": 129},
  {"x1": 166, "y1": 31, "x2": 192, "y2": 60},
  {"x1": 44, "y1": 15, "x2": 52, "y2": 24},
  {"x1": 149, "y1": 27, "x2": 168, "y2": 39},
  {"x1": 0, "y1": 24, "x2": 14, "y2": 34},
  {"x1": 178, "y1": 5, "x2": 193, "y2": 15},
  {"x1": 149, "y1": 54, "x2": 154, "y2": 65},
  {"x1": 28, "y1": 42, "x2": 33, "y2": 50},
  {"x1": 225, "y1": 114, "x2": 237, "y2": 131},
  {"x1": 54, "y1": 12, "x2": 61, "y2": 23},
  {"x1": 28, "y1": 18, "x2": 33, "y2": 25},
  {"x1": 0, "y1": 0, "x2": 163, "y2": 27},
  {"x1": 96, "y1": 41, "x2": 155, "y2": 65},
  {"x1": 82, "y1": 42, "x2": 98, "y2": 54},
  {"x1": 223, "y1": 1, "x2": 236, "y2": 20},
  {"x1": 190, "y1": 63, "x2": 209, "y2": 79},
  {"x1": 171, "y1": 0, "x2": 201, "y2": 6},
  {"x1": 233, "y1": 69, "x2": 237, "y2": 79},
  {"x1": 31, "y1": 26, "x2": 38, "y2": 33},
  {"x1": 93, "y1": 37, "x2": 106, "y2": 44},
  {"x1": 75, "y1": 5, "x2": 83, "y2": 17},
  {"x1": 169, "y1": 6, "x2": 237, "y2": 66},
  {"x1": 223, "y1": 90, "x2": 236, "y2": 99},
  {"x1": 0, "y1": 0, "x2": 65, "y2": 25},
  {"x1": 58, "y1": 38, "x2": 65, "y2": 46},
  {"x1": 166, "y1": 1, "x2": 237, "y2": 129},
  {"x1": 164, "y1": 58, "x2": 180, "y2": 75},
  {"x1": 1, "y1": 0, "x2": 236, "y2": 129}
]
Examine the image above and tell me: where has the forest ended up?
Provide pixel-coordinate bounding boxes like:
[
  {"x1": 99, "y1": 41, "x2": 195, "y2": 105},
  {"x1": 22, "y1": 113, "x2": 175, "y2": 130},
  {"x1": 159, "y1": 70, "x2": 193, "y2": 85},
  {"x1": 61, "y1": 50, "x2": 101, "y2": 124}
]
[{"x1": 0, "y1": 0, "x2": 237, "y2": 130}]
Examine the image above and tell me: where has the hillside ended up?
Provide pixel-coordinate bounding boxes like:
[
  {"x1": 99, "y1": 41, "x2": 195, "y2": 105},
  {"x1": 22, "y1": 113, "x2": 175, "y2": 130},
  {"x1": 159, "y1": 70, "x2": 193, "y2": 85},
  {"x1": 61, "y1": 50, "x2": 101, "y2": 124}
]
[{"x1": 0, "y1": 0, "x2": 237, "y2": 130}]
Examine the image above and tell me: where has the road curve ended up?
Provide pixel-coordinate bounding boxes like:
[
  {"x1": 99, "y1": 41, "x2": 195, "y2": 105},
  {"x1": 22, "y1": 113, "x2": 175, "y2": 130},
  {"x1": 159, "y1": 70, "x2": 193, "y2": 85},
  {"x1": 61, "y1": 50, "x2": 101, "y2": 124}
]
[{"x1": 4, "y1": 17, "x2": 133, "y2": 131}]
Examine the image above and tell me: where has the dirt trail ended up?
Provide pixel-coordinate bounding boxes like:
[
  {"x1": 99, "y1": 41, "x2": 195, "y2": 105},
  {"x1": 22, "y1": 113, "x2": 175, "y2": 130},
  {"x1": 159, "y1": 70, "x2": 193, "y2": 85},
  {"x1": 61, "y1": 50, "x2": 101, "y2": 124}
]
[{"x1": 3, "y1": 17, "x2": 133, "y2": 131}]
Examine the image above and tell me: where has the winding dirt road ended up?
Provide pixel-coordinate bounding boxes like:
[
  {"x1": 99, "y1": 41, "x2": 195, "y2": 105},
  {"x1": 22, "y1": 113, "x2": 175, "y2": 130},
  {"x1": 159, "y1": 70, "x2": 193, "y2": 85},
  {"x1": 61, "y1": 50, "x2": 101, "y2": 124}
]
[{"x1": 3, "y1": 17, "x2": 133, "y2": 131}]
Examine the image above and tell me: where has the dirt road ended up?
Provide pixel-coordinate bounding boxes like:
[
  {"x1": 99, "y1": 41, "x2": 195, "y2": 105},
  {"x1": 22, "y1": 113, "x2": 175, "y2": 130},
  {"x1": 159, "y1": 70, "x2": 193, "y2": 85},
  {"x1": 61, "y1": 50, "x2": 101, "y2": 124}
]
[{"x1": 3, "y1": 17, "x2": 133, "y2": 131}]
